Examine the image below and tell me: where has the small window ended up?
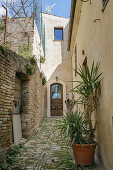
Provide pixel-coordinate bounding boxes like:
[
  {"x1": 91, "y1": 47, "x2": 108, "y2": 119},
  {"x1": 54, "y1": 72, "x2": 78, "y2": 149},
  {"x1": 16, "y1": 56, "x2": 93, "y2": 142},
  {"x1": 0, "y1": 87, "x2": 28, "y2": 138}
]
[
  {"x1": 102, "y1": 0, "x2": 109, "y2": 12},
  {"x1": 54, "y1": 28, "x2": 63, "y2": 40},
  {"x1": 75, "y1": 46, "x2": 77, "y2": 77}
]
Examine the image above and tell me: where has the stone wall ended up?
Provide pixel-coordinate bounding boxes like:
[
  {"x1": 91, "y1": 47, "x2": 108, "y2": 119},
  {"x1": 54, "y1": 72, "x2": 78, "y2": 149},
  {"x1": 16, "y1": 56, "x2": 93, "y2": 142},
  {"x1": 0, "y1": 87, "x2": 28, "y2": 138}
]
[
  {"x1": 0, "y1": 17, "x2": 44, "y2": 70},
  {"x1": 0, "y1": 50, "x2": 15, "y2": 149},
  {"x1": 21, "y1": 66, "x2": 44, "y2": 138},
  {"x1": 0, "y1": 48, "x2": 44, "y2": 150},
  {"x1": 0, "y1": 17, "x2": 34, "y2": 53}
]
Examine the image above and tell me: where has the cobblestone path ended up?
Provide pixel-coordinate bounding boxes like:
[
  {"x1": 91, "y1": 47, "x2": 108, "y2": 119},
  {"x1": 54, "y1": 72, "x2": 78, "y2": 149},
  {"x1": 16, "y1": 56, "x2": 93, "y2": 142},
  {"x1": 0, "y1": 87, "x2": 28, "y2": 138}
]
[
  {"x1": 8, "y1": 118, "x2": 103, "y2": 170},
  {"x1": 14, "y1": 118, "x2": 75, "y2": 170}
]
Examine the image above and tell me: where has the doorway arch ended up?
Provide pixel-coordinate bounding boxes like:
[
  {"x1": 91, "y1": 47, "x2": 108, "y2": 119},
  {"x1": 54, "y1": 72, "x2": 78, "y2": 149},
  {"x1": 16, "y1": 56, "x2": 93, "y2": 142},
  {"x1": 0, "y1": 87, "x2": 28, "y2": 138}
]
[
  {"x1": 47, "y1": 80, "x2": 66, "y2": 117},
  {"x1": 50, "y1": 83, "x2": 63, "y2": 116}
]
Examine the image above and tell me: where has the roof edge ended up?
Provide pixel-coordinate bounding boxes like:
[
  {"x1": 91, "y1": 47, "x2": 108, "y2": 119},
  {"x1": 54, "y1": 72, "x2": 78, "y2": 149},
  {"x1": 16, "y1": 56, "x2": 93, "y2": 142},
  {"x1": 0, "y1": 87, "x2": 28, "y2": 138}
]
[
  {"x1": 67, "y1": 0, "x2": 77, "y2": 51},
  {"x1": 42, "y1": 12, "x2": 69, "y2": 19}
]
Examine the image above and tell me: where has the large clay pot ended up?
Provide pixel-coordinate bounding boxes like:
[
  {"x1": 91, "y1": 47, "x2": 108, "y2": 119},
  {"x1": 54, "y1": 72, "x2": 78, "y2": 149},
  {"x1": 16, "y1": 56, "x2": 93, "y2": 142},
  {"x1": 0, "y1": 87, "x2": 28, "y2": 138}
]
[{"x1": 72, "y1": 143, "x2": 97, "y2": 166}]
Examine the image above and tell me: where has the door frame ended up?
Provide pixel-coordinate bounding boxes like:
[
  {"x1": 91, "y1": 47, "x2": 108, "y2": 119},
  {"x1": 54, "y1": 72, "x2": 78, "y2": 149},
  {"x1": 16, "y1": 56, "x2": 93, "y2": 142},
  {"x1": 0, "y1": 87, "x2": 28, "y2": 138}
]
[
  {"x1": 50, "y1": 83, "x2": 63, "y2": 116},
  {"x1": 47, "y1": 80, "x2": 66, "y2": 117}
]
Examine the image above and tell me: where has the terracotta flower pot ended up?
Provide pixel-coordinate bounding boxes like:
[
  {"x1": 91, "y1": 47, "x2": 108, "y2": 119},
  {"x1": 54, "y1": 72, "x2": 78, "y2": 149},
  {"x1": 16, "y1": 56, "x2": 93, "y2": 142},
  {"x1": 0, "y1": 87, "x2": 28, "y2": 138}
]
[{"x1": 72, "y1": 143, "x2": 97, "y2": 166}]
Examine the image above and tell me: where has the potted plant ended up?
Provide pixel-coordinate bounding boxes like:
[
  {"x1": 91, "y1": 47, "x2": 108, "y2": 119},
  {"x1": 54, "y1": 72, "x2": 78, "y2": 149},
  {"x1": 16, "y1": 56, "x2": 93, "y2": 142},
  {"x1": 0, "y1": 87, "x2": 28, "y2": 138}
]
[
  {"x1": 73, "y1": 61, "x2": 103, "y2": 165},
  {"x1": 57, "y1": 111, "x2": 92, "y2": 165},
  {"x1": 57, "y1": 61, "x2": 102, "y2": 166},
  {"x1": 57, "y1": 111, "x2": 87, "y2": 144},
  {"x1": 73, "y1": 62, "x2": 102, "y2": 139}
]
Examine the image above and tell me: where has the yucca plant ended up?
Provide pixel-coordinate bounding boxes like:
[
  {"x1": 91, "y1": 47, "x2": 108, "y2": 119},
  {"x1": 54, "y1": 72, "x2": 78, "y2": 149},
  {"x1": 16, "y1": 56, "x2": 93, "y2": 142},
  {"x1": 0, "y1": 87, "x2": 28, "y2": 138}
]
[
  {"x1": 72, "y1": 61, "x2": 103, "y2": 143},
  {"x1": 57, "y1": 111, "x2": 88, "y2": 144}
]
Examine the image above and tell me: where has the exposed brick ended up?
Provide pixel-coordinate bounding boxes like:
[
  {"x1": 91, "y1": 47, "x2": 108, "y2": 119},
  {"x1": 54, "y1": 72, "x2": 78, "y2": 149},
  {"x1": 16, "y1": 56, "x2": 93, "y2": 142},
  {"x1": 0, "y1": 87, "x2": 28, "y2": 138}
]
[{"x1": 0, "y1": 50, "x2": 44, "y2": 150}]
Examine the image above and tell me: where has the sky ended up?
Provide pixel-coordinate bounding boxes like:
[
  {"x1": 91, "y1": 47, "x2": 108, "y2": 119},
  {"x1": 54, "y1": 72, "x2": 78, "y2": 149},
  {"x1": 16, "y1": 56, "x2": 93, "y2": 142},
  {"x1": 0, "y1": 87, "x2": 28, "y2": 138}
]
[
  {"x1": 0, "y1": 0, "x2": 12, "y2": 17},
  {"x1": 0, "y1": 0, "x2": 33, "y2": 17},
  {"x1": 42, "y1": 0, "x2": 71, "y2": 18},
  {"x1": 0, "y1": 0, "x2": 72, "y2": 19}
]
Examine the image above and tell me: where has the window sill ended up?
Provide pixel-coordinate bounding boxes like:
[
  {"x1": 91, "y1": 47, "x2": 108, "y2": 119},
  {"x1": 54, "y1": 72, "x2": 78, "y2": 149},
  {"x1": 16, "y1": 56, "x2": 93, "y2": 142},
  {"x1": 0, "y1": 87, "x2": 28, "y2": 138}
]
[
  {"x1": 102, "y1": 0, "x2": 109, "y2": 12},
  {"x1": 53, "y1": 40, "x2": 64, "y2": 42}
]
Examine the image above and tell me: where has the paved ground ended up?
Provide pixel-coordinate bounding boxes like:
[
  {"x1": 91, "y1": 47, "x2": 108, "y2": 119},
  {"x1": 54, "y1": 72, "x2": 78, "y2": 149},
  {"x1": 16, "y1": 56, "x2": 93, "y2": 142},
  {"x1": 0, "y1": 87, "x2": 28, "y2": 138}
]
[{"x1": 7, "y1": 118, "x2": 103, "y2": 170}]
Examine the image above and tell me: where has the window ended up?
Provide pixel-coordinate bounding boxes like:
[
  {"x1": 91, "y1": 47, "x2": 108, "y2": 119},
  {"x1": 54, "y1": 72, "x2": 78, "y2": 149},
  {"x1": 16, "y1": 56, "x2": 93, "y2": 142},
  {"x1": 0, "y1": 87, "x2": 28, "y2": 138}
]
[
  {"x1": 102, "y1": 0, "x2": 109, "y2": 12},
  {"x1": 54, "y1": 28, "x2": 63, "y2": 40},
  {"x1": 75, "y1": 46, "x2": 77, "y2": 77},
  {"x1": 51, "y1": 84, "x2": 61, "y2": 99}
]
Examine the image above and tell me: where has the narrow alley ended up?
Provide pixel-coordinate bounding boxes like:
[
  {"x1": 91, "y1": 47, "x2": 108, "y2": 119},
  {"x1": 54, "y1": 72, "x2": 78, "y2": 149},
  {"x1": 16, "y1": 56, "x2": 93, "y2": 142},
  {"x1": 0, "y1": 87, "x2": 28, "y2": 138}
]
[
  {"x1": 0, "y1": 0, "x2": 113, "y2": 169},
  {"x1": 2, "y1": 118, "x2": 103, "y2": 170},
  {"x1": 5, "y1": 118, "x2": 74, "y2": 170}
]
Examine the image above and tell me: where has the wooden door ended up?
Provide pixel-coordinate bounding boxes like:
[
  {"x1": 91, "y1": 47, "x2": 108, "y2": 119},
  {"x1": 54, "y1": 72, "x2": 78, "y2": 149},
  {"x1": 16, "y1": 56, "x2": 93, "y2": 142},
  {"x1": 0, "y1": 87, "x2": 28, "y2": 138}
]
[{"x1": 50, "y1": 83, "x2": 63, "y2": 116}]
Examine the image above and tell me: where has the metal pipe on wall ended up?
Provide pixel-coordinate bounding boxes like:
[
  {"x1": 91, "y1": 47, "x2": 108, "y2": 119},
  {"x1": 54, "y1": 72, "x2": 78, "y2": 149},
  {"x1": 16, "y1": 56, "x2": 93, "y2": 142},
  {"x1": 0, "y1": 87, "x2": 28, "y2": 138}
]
[{"x1": 2, "y1": 5, "x2": 8, "y2": 47}]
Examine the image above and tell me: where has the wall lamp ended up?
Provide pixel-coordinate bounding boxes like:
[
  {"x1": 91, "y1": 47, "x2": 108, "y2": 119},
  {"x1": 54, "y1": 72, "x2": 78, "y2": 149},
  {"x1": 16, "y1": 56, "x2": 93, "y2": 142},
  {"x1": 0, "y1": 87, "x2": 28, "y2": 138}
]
[{"x1": 56, "y1": 76, "x2": 58, "y2": 81}]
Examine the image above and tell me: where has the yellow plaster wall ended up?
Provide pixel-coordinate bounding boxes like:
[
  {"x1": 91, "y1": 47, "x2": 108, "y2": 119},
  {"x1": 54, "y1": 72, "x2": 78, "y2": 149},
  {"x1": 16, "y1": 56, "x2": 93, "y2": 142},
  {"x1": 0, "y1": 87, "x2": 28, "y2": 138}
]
[{"x1": 70, "y1": 0, "x2": 113, "y2": 169}]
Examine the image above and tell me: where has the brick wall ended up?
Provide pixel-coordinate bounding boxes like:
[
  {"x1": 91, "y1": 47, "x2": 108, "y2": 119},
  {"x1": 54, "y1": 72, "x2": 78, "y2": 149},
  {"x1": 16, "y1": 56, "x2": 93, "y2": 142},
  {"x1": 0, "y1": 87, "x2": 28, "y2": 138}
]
[
  {"x1": 0, "y1": 49, "x2": 44, "y2": 150},
  {"x1": 21, "y1": 65, "x2": 44, "y2": 138}
]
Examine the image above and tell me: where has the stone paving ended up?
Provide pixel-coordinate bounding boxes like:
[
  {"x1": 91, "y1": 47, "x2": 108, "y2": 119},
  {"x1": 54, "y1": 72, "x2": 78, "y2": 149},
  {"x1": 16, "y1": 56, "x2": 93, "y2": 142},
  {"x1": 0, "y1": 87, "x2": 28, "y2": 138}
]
[{"x1": 7, "y1": 118, "x2": 103, "y2": 170}]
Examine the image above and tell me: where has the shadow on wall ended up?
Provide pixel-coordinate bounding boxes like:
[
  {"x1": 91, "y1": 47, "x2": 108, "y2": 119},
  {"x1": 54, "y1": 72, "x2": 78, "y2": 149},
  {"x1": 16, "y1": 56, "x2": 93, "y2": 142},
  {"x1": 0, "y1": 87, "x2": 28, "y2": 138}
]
[
  {"x1": 61, "y1": 22, "x2": 70, "y2": 61},
  {"x1": 47, "y1": 22, "x2": 72, "y2": 90},
  {"x1": 44, "y1": 22, "x2": 73, "y2": 117},
  {"x1": 48, "y1": 59, "x2": 72, "y2": 86}
]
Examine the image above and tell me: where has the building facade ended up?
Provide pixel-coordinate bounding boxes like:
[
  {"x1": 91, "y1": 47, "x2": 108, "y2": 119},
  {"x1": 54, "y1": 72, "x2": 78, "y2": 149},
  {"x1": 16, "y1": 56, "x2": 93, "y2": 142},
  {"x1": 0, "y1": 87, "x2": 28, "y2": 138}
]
[
  {"x1": 68, "y1": 0, "x2": 113, "y2": 169},
  {"x1": 41, "y1": 13, "x2": 73, "y2": 117}
]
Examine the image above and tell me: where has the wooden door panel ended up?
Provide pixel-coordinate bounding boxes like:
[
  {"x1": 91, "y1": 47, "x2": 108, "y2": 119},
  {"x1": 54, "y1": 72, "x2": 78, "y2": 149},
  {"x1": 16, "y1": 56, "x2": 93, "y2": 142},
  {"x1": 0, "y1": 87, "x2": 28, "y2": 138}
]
[
  {"x1": 51, "y1": 105, "x2": 57, "y2": 110},
  {"x1": 51, "y1": 110, "x2": 63, "y2": 116},
  {"x1": 50, "y1": 83, "x2": 63, "y2": 116},
  {"x1": 57, "y1": 100, "x2": 62, "y2": 104},
  {"x1": 51, "y1": 100, "x2": 57, "y2": 104},
  {"x1": 57, "y1": 105, "x2": 62, "y2": 110}
]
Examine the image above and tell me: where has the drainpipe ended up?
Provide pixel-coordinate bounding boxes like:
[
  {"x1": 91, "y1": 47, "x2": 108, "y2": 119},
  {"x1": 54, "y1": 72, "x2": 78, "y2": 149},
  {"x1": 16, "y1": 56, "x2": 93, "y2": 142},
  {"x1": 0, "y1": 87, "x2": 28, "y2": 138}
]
[{"x1": 2, "y1": 5, "x2": 8, "y2": 47}]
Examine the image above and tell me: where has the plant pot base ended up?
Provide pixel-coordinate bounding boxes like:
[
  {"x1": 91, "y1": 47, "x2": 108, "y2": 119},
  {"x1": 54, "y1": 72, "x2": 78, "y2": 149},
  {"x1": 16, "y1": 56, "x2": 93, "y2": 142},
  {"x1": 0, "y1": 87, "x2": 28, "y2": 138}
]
[{"x1": 72, "y1": 143, "x2": 97, "y2": 166}]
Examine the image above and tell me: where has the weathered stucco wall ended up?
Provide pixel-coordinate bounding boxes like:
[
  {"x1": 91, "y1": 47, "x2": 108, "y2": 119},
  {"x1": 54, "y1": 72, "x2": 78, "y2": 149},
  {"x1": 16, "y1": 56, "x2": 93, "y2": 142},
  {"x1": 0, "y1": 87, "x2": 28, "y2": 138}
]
[
  {"x1": 70, "y1": 0, "x2": 113, "y2": 169},
  {"x1": 0, "y1": 49, "x2": 44, "y2": 150},
  {"x1": 41, "y1": 13, "x2": 73, "y2": 116}
]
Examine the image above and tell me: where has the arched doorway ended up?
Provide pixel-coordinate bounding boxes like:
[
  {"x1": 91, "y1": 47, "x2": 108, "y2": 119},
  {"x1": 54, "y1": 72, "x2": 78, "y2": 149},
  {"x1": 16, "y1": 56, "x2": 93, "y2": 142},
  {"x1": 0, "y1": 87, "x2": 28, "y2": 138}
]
[{"x1": 50, "y1": 83, "x2": 63, "y2": 116}]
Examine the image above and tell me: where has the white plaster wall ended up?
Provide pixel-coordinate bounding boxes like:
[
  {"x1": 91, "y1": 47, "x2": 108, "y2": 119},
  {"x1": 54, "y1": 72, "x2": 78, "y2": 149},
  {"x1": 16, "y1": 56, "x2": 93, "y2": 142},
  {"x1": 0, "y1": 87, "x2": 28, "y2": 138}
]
[
  {"x1": 41, "y1": 13, "x2": 71, "y2": 81},
  {"x1": 41, "y1": 13, "x2": 73, "y2": 116},
  {"x1": 33, "y1": 22, "x2": 44, "y2": 69}
]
